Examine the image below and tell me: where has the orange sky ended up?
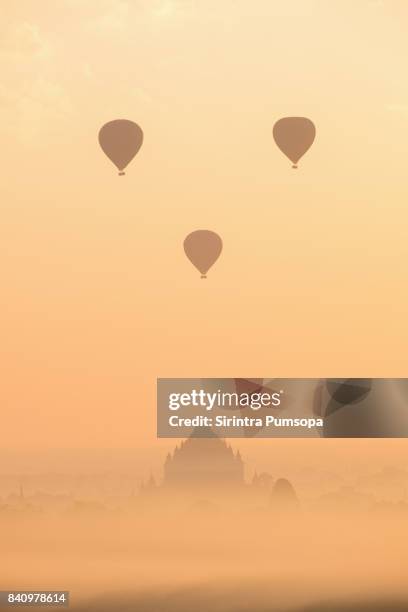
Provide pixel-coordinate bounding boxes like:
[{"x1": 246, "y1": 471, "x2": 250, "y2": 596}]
[{"x1": 1, "y1": 0, "x2": 408, "y2": 458}]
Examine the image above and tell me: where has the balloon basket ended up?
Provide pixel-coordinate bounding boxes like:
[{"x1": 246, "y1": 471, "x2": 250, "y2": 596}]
[
  {"x1": 292, "y1": 165, "x2": 298, "y2": 169},
  {"x1": 200, "y1": 275, "x2": 207, "y2": 279},
  {"x1": 118, "y1": 171, "x2": 125, "y2": 176}
]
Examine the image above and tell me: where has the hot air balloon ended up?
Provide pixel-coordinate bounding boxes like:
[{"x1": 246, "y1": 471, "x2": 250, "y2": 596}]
[
  {"x1": 98, "y1": 119, "x2": 143, "y2": 175},
  {"x1": 183, "y1": 230, "x2": 223, "y2": 279},
  {"x1": 273, "y1": 117, "x2": 315, "y2": 168}
]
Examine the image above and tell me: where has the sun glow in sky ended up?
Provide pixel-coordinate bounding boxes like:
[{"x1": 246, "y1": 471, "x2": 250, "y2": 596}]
[{"x1": 1, "y1": 1, "x2": 408, "y2": 458}]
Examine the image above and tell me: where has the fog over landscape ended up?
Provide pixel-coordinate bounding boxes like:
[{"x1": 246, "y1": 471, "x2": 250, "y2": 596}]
[{"x1": 1, "y1": 438, "x2": 408, "y2": 611}]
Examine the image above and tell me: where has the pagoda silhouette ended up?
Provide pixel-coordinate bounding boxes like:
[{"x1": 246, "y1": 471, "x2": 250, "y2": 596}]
[
  {"x1": 139, "y1": 426, "x2": 298, "y2": 510},
  {"x1": 163, "y1": 426, "x2": 244, "y2": 493}
]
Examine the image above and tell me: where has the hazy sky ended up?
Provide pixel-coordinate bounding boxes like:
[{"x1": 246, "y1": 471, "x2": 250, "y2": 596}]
[{"x1": 1, "y1": 1, "x2": 408, "y2": 458}]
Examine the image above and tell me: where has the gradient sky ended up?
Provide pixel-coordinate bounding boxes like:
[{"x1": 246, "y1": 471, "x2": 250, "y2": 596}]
[{"x1": 1, "y1": 1, "x2": 408, "y2": 461}]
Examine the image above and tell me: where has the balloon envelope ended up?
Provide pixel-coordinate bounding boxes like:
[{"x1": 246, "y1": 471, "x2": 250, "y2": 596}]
[
  {"x1": 183, "y1": 230, "x2": 223, "y2": 278},
  {"x1": 98, "y1": 119, "x2": 143, "y2": 174},
  {"x1": 234, "y1": 379, "x2": 264, "y2": 396},
  {"x1": 273, "y1": 117, "x2": 315, "y2": 168}
]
